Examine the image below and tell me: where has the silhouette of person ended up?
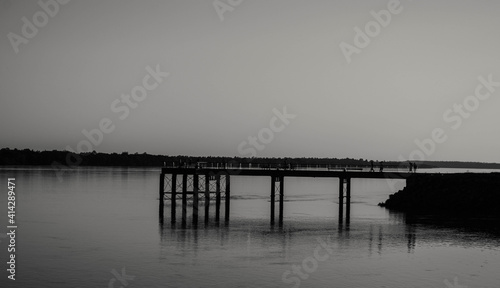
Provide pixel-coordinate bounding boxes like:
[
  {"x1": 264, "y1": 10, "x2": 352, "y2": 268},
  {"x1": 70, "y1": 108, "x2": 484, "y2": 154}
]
[
  {"x1": 413, "y1": 163, "x2": 417, "y2": 173},
  {"x1": 370, "y1": 160, "x2": 374, "y2": 172},
  {"x1": 409, "y1": 162, "x2": 412, "y2": 172},
  {"x1": 379, "y1": 161, "x2": 384, "y2": 172}
]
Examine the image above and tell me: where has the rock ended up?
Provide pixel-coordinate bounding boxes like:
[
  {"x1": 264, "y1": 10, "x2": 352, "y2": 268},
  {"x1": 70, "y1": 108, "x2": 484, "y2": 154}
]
[{"x1": 379, "y1": 173, "x2": 500, "y2": 218}]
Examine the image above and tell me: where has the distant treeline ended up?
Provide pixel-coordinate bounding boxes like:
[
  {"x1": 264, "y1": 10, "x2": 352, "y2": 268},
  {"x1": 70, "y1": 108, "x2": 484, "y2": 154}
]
[{"x1": 1, "y1": 148, "x2": 500, "y2": 169}]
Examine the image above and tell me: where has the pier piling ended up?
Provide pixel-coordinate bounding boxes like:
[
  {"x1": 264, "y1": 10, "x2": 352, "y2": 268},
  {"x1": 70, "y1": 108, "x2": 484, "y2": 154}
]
[
  {"x1": 271, "y1": 177, "x2": 276, "y2": 226},
  {"x1": 171, "y1": 174, "x2": 177, "y2": 223},
  {"x1": 225, "y1": 174, "x2": 230, "y2": 223},
  {"x1": 182, "y1": 174, "x2": 187, "y2": 226},
  {"x1": 193, "y1": 174, "x2": 199, "y2": 225},
  {"x1": 159, "y1": 174, "x2": 164, "y2": 223},
  {"x1": 279, "y1": 176, "x2": 284, "y2": 226},
  {"x1": 346, "y1": 177, "x2": 351, "y2": 222},
  {"x1": 338, "y1": 177, "x2": 344, "y2": 223},
  {"x1": 216, "y1": 174, "x2": 221, "y2": 222},
  {"x1": 205, "y1": 174, "x2": 210, "y2": 224}
]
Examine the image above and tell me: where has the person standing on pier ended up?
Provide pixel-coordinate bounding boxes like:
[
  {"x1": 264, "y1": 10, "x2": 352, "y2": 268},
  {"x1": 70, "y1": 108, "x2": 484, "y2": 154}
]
[
  {"x1": 413, "y1": 163, "x2": 417, "y2": 173},
  {"x1": 370, "y1": 160, "x2": 374, "y2": 172},
  {"x1": 379, "y1": 161, "x2": 384, "y2": 172}
]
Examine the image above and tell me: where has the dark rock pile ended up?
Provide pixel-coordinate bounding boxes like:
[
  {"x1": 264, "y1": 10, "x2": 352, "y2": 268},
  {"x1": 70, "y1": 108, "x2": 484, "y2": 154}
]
[{"x1": 379, "y1": 173, "x2": 500, "y2": 218}]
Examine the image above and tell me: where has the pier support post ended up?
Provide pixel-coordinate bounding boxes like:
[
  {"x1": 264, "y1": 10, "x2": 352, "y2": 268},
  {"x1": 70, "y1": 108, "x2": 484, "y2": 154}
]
[
  {"x1": 271, "y1": 176, "x2": 276, "y2": 226},
  {"x1": 338, "y1": 177, "x2": 351, "y2": 227},
  {"x1": 182, "y1": 174, "x2": 187, "y2": 227},
  {"x1": 279, "y1": 176, "x2": 284, "y2": 227},
  {"x1": 159, "y1": 173, "x2": 164, "y2": 223},
  {"x1": 338, "y1": 177, "x2": 344, "y2": 224},
  {"x1": 193, "y1": 173, "x2": 199, "y2": 225},
  {"x1": 346, "y1": 177, "x2": 351, "y2": 223},
  {"x1": 171, "y1": 174, "x2": 177, "y2": 223},
  {"x1": 225, "y1": 173, "x2": 230, "y2": 223},
  {"x1": 215, "y1": 174, "x2": 221, "y2": 222},
  {"x1": 205, "y1": 174, "x2": 210, "y2": 224}
]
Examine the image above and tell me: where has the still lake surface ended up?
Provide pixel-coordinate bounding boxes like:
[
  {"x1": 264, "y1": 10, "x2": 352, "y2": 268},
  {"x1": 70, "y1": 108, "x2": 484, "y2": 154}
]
[{"x1": 1, "y1": 166, "x2": 499, "y2": 288}]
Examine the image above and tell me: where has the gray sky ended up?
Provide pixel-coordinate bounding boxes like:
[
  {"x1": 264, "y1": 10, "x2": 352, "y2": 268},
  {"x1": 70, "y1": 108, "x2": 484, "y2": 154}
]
[{"x1": 1, "y1": 0, "x2": 500, "y2": 162}]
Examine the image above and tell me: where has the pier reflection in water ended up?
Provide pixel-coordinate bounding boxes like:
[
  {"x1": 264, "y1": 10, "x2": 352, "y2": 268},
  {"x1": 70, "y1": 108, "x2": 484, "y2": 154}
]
[{"x1": 157, "y1": 214, "x2": 500, "y2": 287}]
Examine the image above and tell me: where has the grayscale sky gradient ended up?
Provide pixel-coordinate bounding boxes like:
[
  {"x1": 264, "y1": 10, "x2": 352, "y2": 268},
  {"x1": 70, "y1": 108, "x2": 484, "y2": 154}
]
[{"x1": 1, "y1": 0, "x2": 500, "y2": 162}]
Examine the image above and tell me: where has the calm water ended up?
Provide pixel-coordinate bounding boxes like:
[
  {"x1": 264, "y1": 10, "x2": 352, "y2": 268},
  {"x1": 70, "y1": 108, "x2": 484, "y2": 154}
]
[{"x1": 1, "y1": 166, "x2": 500, "y2": 288}]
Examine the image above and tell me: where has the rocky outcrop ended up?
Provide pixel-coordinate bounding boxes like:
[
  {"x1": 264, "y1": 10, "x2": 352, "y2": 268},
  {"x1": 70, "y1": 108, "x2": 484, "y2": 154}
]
[{"x1": 379, "y1": 173, "x2": 500, "y2": 218}]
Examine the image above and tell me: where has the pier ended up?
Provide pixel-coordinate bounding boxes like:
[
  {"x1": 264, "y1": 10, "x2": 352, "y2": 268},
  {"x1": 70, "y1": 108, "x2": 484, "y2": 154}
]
[{"x1": 159, "y1": 166, "x2": 412, "y2": 227}]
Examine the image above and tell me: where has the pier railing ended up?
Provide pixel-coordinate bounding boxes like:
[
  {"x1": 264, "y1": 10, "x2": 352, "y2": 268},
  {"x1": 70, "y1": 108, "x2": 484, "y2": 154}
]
[{"x1": 163, "y1": 162, "x2": 414, "y2": 173}]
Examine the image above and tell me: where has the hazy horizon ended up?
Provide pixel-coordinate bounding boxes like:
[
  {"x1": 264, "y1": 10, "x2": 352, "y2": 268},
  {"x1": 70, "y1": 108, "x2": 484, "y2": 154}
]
[{"x1": 2, "y1": 0, "x2": 500, "y2": 163}]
